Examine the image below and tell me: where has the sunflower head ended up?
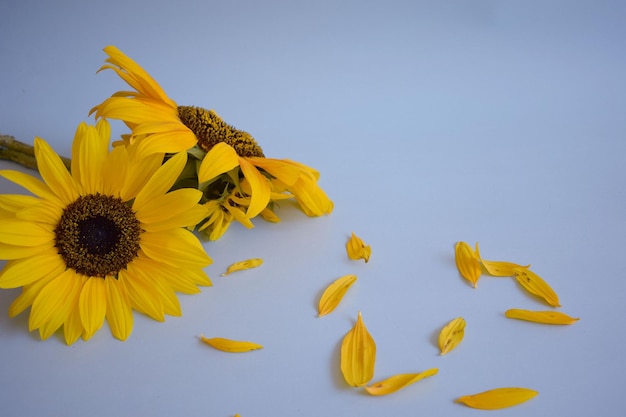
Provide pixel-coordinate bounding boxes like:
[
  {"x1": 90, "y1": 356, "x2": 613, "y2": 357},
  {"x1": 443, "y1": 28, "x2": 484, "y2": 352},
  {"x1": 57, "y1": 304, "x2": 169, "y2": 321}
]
[{"x1": 177, "y1": 106, "x2": 265, "y2": 157}]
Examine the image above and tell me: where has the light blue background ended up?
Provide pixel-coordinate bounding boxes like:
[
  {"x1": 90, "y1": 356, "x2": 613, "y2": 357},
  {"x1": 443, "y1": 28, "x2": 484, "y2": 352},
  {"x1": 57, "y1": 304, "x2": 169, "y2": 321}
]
[{"x1": 1, "y1": 1, "x2": 625, "y2": 416}]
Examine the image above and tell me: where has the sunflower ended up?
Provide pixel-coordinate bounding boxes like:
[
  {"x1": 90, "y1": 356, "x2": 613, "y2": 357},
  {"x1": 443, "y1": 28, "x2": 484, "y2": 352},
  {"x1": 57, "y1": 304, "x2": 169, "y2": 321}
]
[
  {"x1": 92, "y1": 46, "x2": 333, "y2": 240},
  {"x1": 0, "y1": 120, "x2": 212, "y2": 344}
]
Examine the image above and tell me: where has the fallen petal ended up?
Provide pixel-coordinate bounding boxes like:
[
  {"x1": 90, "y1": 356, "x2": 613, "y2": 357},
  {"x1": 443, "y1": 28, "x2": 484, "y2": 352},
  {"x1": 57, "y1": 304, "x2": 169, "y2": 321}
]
[
  {"x1": 318, "y1": 274, "x2": 357, "y2": 317},
  {"x1": 513, "y1": 268, "x2": 561, "y2": 307},
  {"x1": 364, "y1": 368, "x2": 438, "y2": 396},
  {"x1": 346, "y1": 232, "x2": 371, "y2": 263},
  {"x1": 341, "y1": 311, "x2": 376, "y2": 387},
  {"x1": 456, "y1": 387, "x2": 538, "y2": 409},
  {"x1": 505, "y1": 309, "x2": 579, "y2": 325},
  {"x1": 221, "y1": 258, "x2": 264, "y2": 276},
  {"x1": 475, "y1": 243, "x2": 529, "y2": 276},
  {"x1": 438, "y1": 317, "x2": 466, "y2": 355},
  {"x1": 455, "y1": 242, "x2": 481, "y2": 287},
  {"x1": 200, "y1": 336, "x2": 263, "y2": 352}
]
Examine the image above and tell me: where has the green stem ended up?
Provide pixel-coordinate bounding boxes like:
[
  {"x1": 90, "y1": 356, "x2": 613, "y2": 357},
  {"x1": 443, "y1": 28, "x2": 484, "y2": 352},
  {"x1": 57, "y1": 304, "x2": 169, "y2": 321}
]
[{"x1": 0, "y1": 134, "x2": 71, "y2": 171}]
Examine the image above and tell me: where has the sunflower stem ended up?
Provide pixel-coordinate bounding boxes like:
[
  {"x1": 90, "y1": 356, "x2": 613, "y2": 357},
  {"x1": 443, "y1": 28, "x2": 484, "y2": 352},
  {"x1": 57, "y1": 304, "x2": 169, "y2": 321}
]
[{"x1": 1, "y1": 134, "x2": 71, "y2": 171}]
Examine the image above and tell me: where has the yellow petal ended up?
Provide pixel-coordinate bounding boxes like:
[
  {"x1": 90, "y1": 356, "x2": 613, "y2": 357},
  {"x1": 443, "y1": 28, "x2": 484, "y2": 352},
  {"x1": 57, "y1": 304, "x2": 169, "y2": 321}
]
[
  {"x1": 318, "y1": 274, "x2": 357, "y2": 317},
  {"x1": 475, "y1": 244, "x2": 529, "y2": 276},
  {"x1": 455, "y1": 242, "x2": 481, "y2": 287},
  {"x1": 79, "y1": 277, "x2": 108, "y2": 340},
  {"x1": 29, "y1": 269, "x2": 84, "y2": 332},
  {"x1": 200, "y1": 336, "x2": 263, "y2": 352},
  {"x1": 456, "y1": 387, "x2": 538, "y2": 410},
  {"x1": 198, "y1": 142, "x2": 240, "y2": 183},
  {"x1": 34, "y1": 137, "x2": 79, "y2": 205},
  {"x1": 0, "y1": 169, "x2": 60, "y2": 205},
  {"x1": 135, "y1": 188, "x2": 202, "y2": 224},
  {"x1": 341, "y1": 311, "x2": 376, "y2": 387},
  {"x1": 140, "y1": 228, "x2": 212, "y2": 269},
  {"x1": 438, "y1": 317, "x2": 466, "y2": 355},
  {"x1": 0, "y1": 219, "x2": 55, "y2": 247},
  {"x1": 239, "y1": 157, "x2": 270, "y2": 218},
  {"x1": 221, "y1": 258, "x2": 264, "y2": 276},
  {"x1": 71, "y1": 121, "x2": 109, "y2": 194},
  {"x1": 513, "y1": 268, "x2": 561, "y2": 307},
  {"x1": 505, "y1": 309, "x2": 579, "y2": 325},
  {"x1": 364, "y1": 368, "x2": 438, "y2": 396},
  {"x1": 0, "y1": 249, "x2": 64, "y2": 288},
  {"x1": 133, "y1": 151, "x2": 187, "y2": 214},
  {"x1": 346, "y1": 232, "x2": 371, "y2": 263},
  {"x1": 105, "y1": 277, "x2": 134, "y2": 341}
]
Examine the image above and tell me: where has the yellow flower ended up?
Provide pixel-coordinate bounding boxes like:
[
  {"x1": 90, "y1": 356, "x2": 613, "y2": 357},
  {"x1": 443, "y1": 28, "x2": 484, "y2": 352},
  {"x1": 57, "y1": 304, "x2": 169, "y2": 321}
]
[
  {"x1": 346, "y1": 232, "x2": 371, "y2": 263},
  {"x1": 92, "y1": 46, "x2": 333, "y2": 240},
  {"x1": 90, "y1": 45, "x2": 197, "y2": 156},
  {"x1": 341, "y1": 311, "x2": 376, "y2": 387},
  {"x1": 0, "y1": 120, "x2": 212, "y2": 344},
  {"x1": 456, "y1": 387, "x2": 538, "y2": 409}
]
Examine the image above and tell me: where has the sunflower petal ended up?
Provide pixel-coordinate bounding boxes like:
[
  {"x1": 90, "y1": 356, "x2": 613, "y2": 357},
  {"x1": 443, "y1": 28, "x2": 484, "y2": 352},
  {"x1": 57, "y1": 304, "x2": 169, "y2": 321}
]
[
  {"x1": 221, "y1": 258, "x2": 263, "y2": 276},
  {"x1": 63, "y1": 305, "x2": 84, "y2": 345},
  {"x1": 79, "y1": 277, "x2": 108, "y2": 340},
  {"x1": 140, "y1": 228, "x2": 212, "y2": 269},
  {"x1": 455, "y1": 242, "x2": 481, "y2": 288},
  {"x1": 238, "y1": 157, "x2": 270, "y2": 218},
  {"x1": 346, "y1": 232, "x2": 371, "y2": 263},
  {"x1": 29, "y1": 269, "x2": 84, "y2": 332},
  {"x1": 0, "y1": 169, "x2": 60, "y2": 204},
  {"x1": 34, "y1": 137, "x2": 79, "y2": 205},
  {"x1": 513, "y1": 268, "x2": 561, "y2": 307},
  {"x1": 364, "y1": 368, "x2": 438, "y2": 396},
  {"x1": 198, "y1": 142, "x2": 240, "y2": 183},
  {"x1": 438, "y1": 317, "x2": 466, "y2": 355},
  {"x1": 105, "y1": 276, "x2": 133, "y2": 340},
  {"x1": 341, "y1": 311, "x2": 376, "y2": 387},
  {"x1": 318, "y1": 274, "x2": 357, "y2": 317},
  {"x1": 0, "y1": 219, "x2": 55, "y2": 247},
  {"x1": 133, "y1": 152, "x2": 187, "y2": 213},
  {"x1": 135, "y1": 188, "x2": 202, "y2": 224},
  {"x1": 200, "y1": 336, "x2": 263, "y2": 352},
  {"x1": 456, "y1": 387, "x2": 538, "y2": 410},
  {"x1": 0, "y1": 249, "x2": 64, "y2": 288},
  {"x1": 505, "y1": 309, "x2": 579, "y2": 325}
]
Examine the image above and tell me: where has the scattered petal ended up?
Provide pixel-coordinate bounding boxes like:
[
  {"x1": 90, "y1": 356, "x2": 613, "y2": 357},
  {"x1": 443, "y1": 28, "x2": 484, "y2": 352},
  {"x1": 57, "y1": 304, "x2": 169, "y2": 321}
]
[
  {"x1": 318, "y1": 274, "x2": 357, "y2": 317},
  {"x1": 221, "y1": 258, "x2": 264, "y2": 276},
  {"x1": 364, "y1": 368, "x2": 438, "y2": 396},
  {"x1": 456, "y1": 387, "x2": 538, "y2": 410},
  {"x1": 475, "y1": 243, "x2": 529, "y2": 276},
  {"x1": 346, "y1": 232, "x2": 371, "y2": 263},
  {"x1": 200, "y1": 336, "x2": 263, "y2": 353},
  {"x1": 438, "y1": 317, "x2": 466, "y2": 355},
  {"x1": 455, "y1": 242, "x2": 481, "y2": 287},
  {"x1": 341, "y1": 311, "x2": 376, "y2": 387},
  {"x1": 513, "y1": 268, "x2": 561, "y2": 307},
  {"x1": 505, "y1": 309, "x2": 579, "y2": 325}
]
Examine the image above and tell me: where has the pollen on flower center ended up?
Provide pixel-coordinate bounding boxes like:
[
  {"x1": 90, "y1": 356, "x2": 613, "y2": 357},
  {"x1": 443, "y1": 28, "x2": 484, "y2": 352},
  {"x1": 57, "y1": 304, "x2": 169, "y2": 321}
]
[
  {"x1": 54, "y1": 194, "x2": 142, "y2": 277},
  {"x1": 177, "y1": 105, "x2": 265, "y2": 157}
]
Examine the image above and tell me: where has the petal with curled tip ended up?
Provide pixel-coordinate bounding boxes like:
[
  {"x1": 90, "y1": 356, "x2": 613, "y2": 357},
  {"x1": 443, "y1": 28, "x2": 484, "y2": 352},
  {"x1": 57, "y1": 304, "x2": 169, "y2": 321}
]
[{"x1": 346, "y1": 232, "x2": 371, "y2": 263}]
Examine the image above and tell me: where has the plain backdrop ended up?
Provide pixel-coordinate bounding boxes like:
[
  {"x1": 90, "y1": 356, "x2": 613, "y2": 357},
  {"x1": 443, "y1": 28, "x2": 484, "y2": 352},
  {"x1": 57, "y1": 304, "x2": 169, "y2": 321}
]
[{"x1": 1, "y1": 1, "x2": 625, "y2": 416}]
